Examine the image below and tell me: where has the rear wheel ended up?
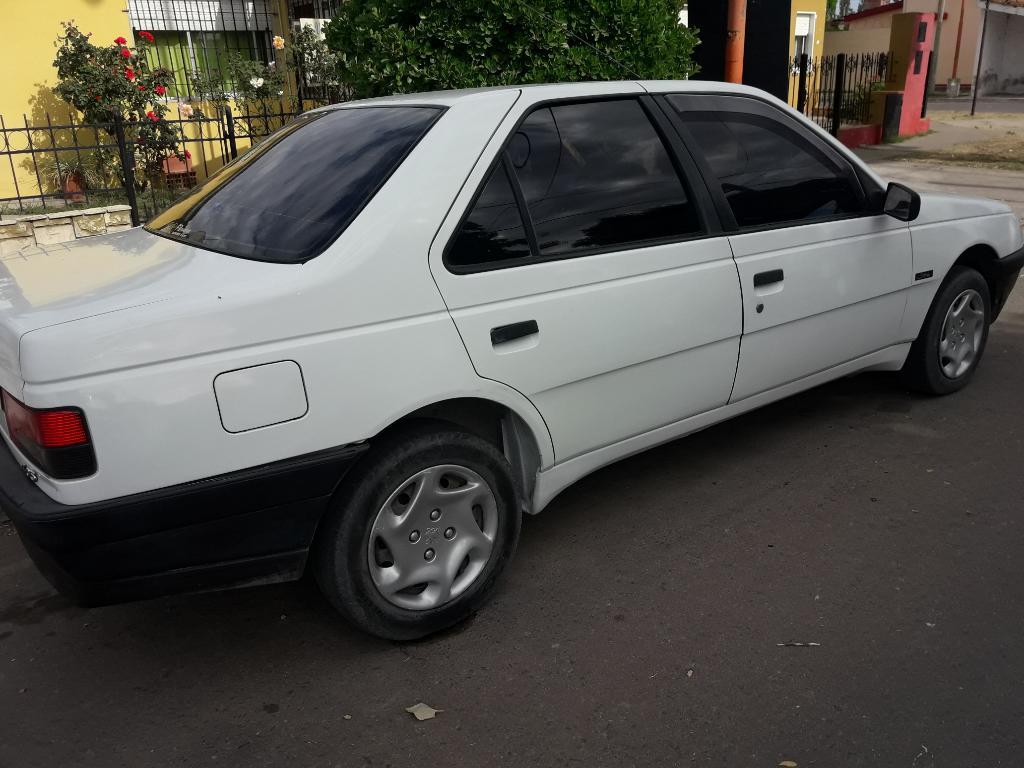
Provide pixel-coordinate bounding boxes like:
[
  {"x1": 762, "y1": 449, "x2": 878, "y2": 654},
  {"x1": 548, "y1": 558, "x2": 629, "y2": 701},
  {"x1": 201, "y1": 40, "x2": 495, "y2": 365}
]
[
  {"x1": 902, "y1": 266, "x2": 991, "y2": 395},
  {"x1": 314, "y1": 424, "x2": 521, "y2": 640}
]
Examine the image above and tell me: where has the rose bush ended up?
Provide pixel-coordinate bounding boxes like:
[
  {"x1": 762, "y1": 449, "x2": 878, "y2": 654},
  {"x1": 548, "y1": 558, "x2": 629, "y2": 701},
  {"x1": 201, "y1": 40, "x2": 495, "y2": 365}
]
[{"x1": 52, "y1": 22, "x2": 185, "y2": 189}]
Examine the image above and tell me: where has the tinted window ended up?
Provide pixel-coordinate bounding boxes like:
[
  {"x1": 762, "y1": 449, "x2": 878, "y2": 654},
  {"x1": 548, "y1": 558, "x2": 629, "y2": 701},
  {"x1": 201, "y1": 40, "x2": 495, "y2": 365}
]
[
  {"x1": 447, "y1": 162, "x2": 531, "y2": 268},
  {"x1": 516, "y1": 100, "x2": 699, "y2": 255},
  {"x1": 147, "y1": 106, "x2": 441, "y2": 263},
  {"x1": 668, "y1": 99, "x2": 862, "y2": 229}
]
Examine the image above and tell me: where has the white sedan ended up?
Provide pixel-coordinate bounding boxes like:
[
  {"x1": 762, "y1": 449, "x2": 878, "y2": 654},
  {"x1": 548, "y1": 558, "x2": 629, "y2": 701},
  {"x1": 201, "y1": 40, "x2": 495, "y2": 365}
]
[{"x1": 0, "y1": 81, "x2": 1021, "y2": 639}]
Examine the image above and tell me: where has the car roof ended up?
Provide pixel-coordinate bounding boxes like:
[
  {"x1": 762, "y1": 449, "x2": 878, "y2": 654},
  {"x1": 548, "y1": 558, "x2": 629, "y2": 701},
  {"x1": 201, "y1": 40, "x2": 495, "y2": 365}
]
[{"x1": 329, "y1": 80, "x2": 774, "y2": 109}]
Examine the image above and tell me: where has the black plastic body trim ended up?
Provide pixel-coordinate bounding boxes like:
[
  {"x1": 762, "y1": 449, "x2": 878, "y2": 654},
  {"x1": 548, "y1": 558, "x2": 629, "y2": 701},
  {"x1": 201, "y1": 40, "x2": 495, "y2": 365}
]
[
  {"x1": 992, "y1": 245, "x2": 1024, "y2": 321},
  {"x1": 753, "y1": 269, "x2": 784, "y2": 287},
  {"x1": 490, "y1": 320, "x2": 539, "y2": 345},
  {"x1": 1, "y1": 441, "x2": 368, "y2": 605}
]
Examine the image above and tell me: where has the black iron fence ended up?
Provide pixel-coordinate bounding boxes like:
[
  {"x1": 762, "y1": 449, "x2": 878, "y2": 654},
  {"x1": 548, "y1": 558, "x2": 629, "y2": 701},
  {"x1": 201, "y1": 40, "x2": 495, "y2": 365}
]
[
  {"x1": 0, "y1": 104, "x2": 302, "y2": 225},
  {"x1": 789, "y1": 51, "x2": 891, "y2": 136}
]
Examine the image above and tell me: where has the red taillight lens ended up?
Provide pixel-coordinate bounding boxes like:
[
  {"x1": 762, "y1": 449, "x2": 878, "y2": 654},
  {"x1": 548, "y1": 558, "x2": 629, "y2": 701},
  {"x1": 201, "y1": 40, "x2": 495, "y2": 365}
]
[
  {"x1": 2, "y1": 390, "x2": 95, "y2": 479},
  {"x1": 35, "y1": 410, "x2": 88, "y2": 447}
]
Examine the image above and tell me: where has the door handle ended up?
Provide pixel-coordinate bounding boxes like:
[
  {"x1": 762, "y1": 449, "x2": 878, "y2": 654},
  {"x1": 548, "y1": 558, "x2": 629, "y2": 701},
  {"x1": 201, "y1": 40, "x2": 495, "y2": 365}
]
[
  {"x1": 753, "y1": 269, "x2": 784, "y2": 287},
  {"x1": 491, "y1": 320, "x2": 539, "y2": 346}
]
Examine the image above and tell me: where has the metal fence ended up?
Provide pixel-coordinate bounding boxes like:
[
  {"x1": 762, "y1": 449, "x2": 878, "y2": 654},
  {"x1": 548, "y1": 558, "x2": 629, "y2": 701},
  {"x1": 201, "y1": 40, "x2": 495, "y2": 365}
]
[
  {"x1": 789, "y1": 51, "x2": 891, "y2": 136},
  {"x1": 0, "y1": 103, "x2": 300, "y2": 226}
]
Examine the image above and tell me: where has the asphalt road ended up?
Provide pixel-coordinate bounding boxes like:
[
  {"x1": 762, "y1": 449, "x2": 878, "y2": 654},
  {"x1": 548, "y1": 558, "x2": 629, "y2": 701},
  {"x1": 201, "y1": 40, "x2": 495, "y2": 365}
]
[
  {"x1": 2, "y1": 278, "x2": 1024, "y2": 767},
  {"x1": 927, "y1": 96, "x2": 1024, "y2": 114}
]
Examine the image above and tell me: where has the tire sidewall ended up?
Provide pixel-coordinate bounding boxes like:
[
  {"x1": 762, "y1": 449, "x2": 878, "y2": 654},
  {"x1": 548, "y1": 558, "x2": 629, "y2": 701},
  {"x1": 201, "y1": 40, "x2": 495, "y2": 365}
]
[
  {"x1": 316, "y1": 428, "x2": 521, "y2": 640},
  {"x1": 916, "y1": 268, "x2": 991, "y2": 395}
]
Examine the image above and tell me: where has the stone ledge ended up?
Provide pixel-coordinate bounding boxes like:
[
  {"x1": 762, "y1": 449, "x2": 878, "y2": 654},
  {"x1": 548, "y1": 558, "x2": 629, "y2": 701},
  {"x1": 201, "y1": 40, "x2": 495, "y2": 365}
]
[{"x1": 0, "y1": 206, "x2": 137, "y2": 253}]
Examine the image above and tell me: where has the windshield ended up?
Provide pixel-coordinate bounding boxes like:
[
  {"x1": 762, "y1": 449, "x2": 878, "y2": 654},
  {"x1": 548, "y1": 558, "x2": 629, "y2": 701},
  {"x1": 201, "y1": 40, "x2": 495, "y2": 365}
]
[{"x1": 146, "y1": 106, "x2": 444, "y2": 263}]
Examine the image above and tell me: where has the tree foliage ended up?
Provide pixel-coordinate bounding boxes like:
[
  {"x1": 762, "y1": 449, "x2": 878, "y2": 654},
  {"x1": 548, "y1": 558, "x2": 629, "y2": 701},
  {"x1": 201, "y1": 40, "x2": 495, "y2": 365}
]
[{"x1": 323, "y1": 0, "x2": 698, "y2": 99}]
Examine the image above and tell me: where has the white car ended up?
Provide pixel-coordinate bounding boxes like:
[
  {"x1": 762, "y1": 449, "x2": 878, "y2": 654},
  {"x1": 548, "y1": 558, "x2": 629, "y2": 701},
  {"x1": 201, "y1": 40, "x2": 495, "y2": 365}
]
[{"x1": 1, "y1": 81, "x2": 1021, "y2": 639}]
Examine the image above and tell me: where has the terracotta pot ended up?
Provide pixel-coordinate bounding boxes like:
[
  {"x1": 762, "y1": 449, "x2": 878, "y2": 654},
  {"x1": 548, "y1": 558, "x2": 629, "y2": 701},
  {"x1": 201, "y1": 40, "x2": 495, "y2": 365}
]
[{"x1": 62, "y1": 174, "x2": 85, "y2": 203}]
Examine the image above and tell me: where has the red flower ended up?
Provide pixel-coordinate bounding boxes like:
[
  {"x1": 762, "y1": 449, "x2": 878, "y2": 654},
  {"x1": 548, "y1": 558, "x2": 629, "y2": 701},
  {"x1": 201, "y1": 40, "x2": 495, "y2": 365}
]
[
  {"x1": 125, "y1": 67, "x2": 135, "y2": 80},
  {"x1": 154, "y1": 85, "x2": 166, "y2": 96},
  {"x1": 184, "y1": 150, "x2": 191, "y2": 159},
  {"x1": 114, "y1": 36, "x2": 127, "y2": 45},
  {"x1": 95, "y1": 95, "x2": 102, "y2": 101},
  {"x1": 138, "y1": 84, "x2": 146, "y2": 91},
  {"x1": 120, "y1": 47, "x2": 131, "y2": 58},
  {"x1": 138, "y1": 30, "x2": 155, "y2": 43},
  {"x1": 146, "y1": 111, "x2": 159, "y2": 122}
]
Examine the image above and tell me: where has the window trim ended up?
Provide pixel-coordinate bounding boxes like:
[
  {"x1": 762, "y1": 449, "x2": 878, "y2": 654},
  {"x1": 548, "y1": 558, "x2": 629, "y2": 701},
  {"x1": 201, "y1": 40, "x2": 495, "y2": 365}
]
[
  {"x1": 657, "y1": 92, "x2": 883, "y2": 235},
  {"x1": 442, "y1": 94, "x2": 720, "y2": 275}
]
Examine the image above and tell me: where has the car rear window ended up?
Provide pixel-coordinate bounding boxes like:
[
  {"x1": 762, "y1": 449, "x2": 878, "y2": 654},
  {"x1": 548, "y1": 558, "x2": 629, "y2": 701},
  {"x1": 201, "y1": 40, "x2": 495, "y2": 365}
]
[{"x1": 146, "y1": 106, "x2": 443, "y2": 263}]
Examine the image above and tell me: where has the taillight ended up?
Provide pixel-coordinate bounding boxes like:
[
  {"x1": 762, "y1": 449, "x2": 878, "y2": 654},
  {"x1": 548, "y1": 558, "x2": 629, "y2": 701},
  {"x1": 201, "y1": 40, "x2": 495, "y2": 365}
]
[{"x1": 1, "y1": 390, "x2": 96, "y2": 479}]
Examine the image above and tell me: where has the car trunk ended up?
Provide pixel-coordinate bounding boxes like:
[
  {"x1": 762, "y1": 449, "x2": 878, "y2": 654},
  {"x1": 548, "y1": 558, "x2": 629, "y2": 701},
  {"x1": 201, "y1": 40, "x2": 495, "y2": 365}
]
[{"x1": 0, "y1": 228, "x2": 295, "y2": 391}]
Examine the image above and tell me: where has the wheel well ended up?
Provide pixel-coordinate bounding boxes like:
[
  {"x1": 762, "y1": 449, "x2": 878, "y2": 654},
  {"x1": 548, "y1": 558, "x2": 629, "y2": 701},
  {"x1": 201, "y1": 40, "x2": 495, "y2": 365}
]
[
  {"x1": 952, "y1": 244, "x2": 1012, "y2": 319},
  {"x1": 378, "y1": 398, "x2": 542, "y2": 513}
]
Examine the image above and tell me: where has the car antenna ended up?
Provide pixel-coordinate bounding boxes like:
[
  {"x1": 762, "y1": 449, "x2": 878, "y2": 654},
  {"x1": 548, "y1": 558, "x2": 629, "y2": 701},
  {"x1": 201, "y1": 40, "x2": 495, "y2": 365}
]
[{"x1": 516, "y1": 0, "x2": 645, "y2": 81}]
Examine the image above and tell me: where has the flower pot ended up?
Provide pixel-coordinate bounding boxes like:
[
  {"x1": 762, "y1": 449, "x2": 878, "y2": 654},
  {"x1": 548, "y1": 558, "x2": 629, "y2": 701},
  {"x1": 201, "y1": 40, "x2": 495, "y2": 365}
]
[{"x1": 62, "y1": 174, "x2": 85, "y2": 203}]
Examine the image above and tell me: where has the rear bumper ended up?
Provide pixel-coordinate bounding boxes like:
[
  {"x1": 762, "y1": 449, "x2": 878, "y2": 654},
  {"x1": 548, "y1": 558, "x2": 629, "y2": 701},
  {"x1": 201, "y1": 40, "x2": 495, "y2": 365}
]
[{"x1": 0, "y1": 442, "x2": 367, "y2": 605}]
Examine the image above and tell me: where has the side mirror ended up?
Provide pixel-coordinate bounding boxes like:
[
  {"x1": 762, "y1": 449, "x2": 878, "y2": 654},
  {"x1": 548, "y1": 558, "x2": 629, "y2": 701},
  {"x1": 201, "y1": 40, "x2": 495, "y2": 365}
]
[{"x1": 883, "y1": 182, "x2": 921, "y2": 222}]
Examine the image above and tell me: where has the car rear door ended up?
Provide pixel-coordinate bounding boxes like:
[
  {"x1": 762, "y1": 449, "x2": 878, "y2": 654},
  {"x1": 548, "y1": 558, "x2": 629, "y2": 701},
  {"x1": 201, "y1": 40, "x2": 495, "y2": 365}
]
[
  {"x1": 660, "y1": 92, "x2": 913, "y2": 402},
  {"x1": 429, "y1": 89, "x2": 742, "y2": 463}
]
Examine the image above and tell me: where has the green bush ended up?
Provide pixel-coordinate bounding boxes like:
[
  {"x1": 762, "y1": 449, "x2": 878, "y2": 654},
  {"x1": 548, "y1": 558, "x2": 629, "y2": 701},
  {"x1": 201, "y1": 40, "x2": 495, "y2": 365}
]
[{"x1": 323, "y1": 0, "x2": 698, "y2": 99}]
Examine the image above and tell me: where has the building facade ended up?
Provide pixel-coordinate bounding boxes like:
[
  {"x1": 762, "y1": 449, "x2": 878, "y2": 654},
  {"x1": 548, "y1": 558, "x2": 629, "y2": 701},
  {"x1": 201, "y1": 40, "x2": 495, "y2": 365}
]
[{"x1": 826, "y1": 0, "x2": 983, "y2": 91}]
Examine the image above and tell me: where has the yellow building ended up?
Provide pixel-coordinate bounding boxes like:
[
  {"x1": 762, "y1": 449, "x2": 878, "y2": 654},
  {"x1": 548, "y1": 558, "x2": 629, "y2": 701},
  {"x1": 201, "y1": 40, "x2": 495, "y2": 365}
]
[
  {"x1": 0, "y1": 0, "x2": 133, "y2": 123},
  {"x1": 1, "y1": 0, "x2": 293, "y2": 203},
  {"x1": 790, "y1": 0, "x2": 829, "y2": 62}
]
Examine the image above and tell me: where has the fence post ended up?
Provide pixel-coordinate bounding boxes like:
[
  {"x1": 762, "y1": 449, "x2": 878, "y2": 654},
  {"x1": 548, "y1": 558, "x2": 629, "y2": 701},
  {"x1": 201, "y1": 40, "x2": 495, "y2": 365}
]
[
  {"x1": 797, "y1": 53, "x2": 809, "y2": 114},
  {"x1": 225, "y1": 106, "x2": 238, "y2": 160},
  {"x1": 829, "y1": 53, "x2": 847, "y2": 138},
  {"x1": 113, "y1": 114, "x2": 140, "y2": 227}
]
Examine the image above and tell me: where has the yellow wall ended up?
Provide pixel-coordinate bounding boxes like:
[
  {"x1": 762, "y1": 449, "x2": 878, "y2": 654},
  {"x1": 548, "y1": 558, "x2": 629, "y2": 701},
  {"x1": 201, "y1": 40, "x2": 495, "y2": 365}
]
[
  {"x1": 0, "y1": 0, "x2": 132, "y2": 123},
  {"x1": 789, "y1": 0, "x2": 828, "y2": 60}
]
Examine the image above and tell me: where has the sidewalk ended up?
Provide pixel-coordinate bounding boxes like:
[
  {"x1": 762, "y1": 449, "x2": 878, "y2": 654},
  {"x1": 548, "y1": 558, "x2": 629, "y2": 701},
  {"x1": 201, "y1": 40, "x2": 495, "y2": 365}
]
[
  {"x1": 854, "y1": 111, "x2": 1024, "y2": 172},
  {"x1": 855, "y1": 111, "x2": 1024, "y2": 221}
]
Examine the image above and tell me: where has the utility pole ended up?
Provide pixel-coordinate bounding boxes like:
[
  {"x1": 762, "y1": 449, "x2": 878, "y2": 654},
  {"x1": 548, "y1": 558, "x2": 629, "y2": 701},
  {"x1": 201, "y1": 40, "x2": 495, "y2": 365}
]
[
  {"x1": 921, "y1": 0, "x2": 947, "y2": 117},
  {"x1": 725, "y1": 0, "x2": 747, "y2": 84},
  {"x1": 971, "y1": 0, "x2": 992, "y2": 116}
]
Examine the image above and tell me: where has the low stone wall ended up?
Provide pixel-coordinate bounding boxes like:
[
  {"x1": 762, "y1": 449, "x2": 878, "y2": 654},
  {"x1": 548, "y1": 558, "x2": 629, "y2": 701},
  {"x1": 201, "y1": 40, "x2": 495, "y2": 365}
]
[{"x1": 0, "y1": 205, "x2": 134, "y2": 256}]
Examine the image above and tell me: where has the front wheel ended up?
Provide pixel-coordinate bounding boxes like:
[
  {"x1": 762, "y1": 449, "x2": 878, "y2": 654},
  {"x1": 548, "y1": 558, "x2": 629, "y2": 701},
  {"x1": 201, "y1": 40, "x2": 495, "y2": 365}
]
[
  {"x1": 902, "y1": 266, "x2": 991, "y2": 395},
  {"x1": 314, "y1": 424, "x2": 521, "y2": 640}
]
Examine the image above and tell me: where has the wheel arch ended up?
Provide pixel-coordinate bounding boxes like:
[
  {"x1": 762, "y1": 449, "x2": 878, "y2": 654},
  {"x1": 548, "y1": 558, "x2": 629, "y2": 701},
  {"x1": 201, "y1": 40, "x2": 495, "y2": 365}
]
[
  {"x1": 951, "y1": 243, "x2": 1014, "y2": 320},
  {"x1": 372, "y1": 393, "x2": 552, "y2": 514}
]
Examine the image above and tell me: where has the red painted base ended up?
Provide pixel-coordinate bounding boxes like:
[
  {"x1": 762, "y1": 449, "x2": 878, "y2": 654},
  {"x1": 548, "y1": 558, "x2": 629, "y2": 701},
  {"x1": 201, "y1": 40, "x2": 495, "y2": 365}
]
[{"x1": 837, "y1": 123, "x2": 883, "y2": 148}]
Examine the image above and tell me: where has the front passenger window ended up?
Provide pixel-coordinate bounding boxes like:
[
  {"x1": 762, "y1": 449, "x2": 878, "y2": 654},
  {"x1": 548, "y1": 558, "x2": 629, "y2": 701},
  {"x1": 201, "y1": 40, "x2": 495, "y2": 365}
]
[{"x1": 667, "y1": 98, "x2": 863, "y2": 229}]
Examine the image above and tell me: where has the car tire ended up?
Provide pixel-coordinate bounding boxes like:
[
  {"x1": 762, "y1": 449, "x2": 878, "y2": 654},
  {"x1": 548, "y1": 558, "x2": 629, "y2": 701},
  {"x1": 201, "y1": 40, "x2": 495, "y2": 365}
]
[
  {"x1": 314, "y1": 422, "x2": 522, "y2": 641},
  {"x1": 902, "y1": 266, "x2": 991, "y2": 395}
]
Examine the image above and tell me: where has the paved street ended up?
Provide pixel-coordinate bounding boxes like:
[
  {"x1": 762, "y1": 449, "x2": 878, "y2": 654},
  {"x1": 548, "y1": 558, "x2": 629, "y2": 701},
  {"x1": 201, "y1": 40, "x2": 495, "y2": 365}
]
[
  {"x1": 927, "y1": 96, "x2": 1024, "y2": 114},
  {"x1": 2, "y1": 170, "x2": 1024, "y2": 767}
]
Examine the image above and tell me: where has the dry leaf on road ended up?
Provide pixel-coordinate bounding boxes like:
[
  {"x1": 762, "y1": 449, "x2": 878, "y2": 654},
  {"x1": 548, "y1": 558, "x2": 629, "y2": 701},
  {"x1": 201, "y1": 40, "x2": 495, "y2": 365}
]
[{"x1": 405, "y1": 702, "x2": 442, "y2": 721}]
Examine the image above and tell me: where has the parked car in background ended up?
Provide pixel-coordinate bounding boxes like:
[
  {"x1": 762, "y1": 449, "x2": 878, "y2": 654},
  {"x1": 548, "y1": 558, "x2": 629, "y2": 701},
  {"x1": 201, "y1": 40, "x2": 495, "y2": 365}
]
[{"x1": 1, "y1": 81, "x2": 1021, "y2": 639}]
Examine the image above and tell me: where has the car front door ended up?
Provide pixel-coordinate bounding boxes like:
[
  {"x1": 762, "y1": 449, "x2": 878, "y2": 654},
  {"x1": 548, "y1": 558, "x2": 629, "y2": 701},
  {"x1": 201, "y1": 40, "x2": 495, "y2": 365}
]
[
  {"x1": 429, "y1": 91, "x2": 742, "y2": 462},
  {"x1": 662, "y1": 93, "x2": 913, "y2": 402}
]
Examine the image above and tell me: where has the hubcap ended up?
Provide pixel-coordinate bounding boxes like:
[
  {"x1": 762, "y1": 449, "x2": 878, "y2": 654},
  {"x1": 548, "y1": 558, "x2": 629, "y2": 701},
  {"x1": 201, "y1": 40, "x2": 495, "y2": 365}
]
[
  {"x1": 367, "y1": 465, "x2": 498, "y2": 611},
  {"x1": 939, "y1": 288, "x2": 985, "y2": 379}
]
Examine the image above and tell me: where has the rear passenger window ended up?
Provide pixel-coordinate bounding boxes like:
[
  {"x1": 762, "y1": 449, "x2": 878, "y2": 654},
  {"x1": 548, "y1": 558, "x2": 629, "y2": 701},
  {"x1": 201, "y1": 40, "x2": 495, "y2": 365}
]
[
  {"x1": 667, "y1": 98, "x2": 863, "y2": 229},
  {"x1": 448, "y1": 98, "x2": 701, "y2": 270}
]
